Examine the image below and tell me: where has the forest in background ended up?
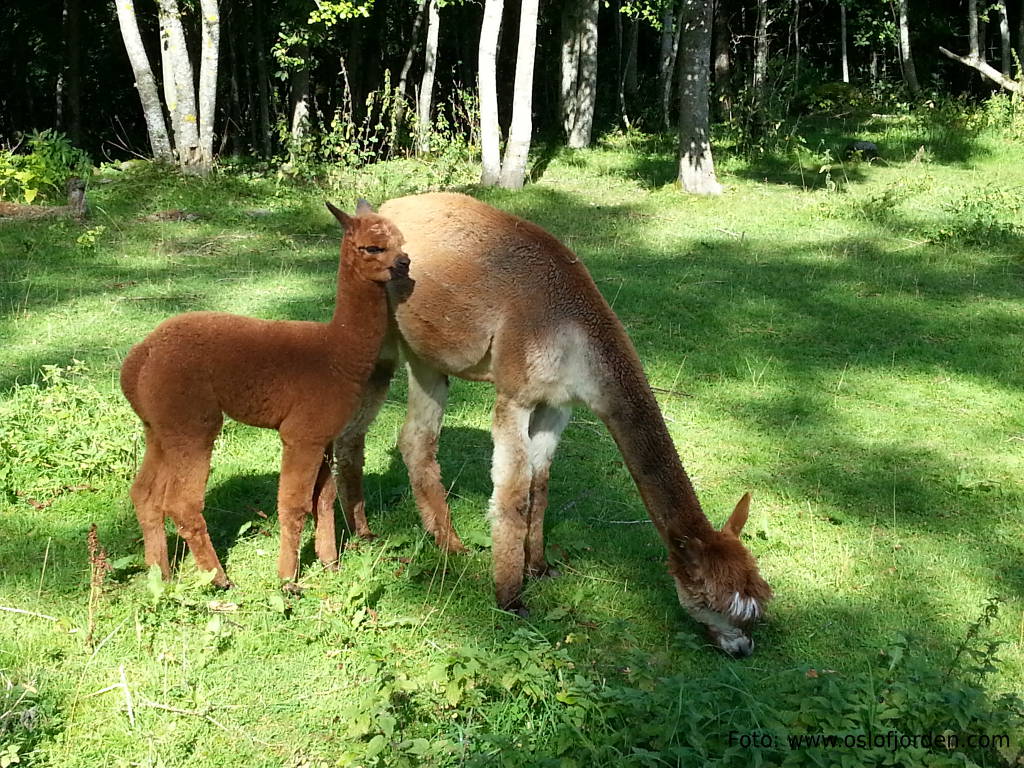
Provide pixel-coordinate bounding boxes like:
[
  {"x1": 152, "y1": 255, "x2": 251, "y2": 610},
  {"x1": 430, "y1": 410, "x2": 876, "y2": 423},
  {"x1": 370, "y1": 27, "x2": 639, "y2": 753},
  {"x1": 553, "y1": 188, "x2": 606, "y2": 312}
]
[{"x1": 2, "y1": 0, "x2": 1024, "y2": 194}]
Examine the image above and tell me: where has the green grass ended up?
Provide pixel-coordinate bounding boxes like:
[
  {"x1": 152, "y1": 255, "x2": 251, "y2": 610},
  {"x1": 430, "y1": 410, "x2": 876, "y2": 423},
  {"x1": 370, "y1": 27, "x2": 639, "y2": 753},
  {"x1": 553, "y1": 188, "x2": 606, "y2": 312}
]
[{"x1": 1, "y1": 114, "x2": 1023, "y2": 767}]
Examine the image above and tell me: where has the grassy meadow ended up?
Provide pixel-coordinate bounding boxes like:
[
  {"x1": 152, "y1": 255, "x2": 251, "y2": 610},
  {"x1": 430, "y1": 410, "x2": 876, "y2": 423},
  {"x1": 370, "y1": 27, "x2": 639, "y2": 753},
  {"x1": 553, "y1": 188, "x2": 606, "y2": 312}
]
[{"x1": 1, "y1": 110, "x2": 1023, "y2": 767}]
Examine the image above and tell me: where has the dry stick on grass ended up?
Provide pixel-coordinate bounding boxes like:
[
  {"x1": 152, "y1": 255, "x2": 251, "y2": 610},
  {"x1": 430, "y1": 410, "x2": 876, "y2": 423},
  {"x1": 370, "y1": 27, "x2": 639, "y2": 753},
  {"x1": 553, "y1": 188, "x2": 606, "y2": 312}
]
[
  {"x1": 0, "y1": 605, "x2": 58, "y2": 621},
  {"x1": 86, "y1": 524, "x2": 112, "y2": 649}
]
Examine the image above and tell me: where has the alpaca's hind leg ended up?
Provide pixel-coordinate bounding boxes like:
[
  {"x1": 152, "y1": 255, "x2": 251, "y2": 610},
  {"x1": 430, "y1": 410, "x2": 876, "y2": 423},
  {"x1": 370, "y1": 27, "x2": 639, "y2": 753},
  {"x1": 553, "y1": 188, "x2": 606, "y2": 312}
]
[
  {"x1": 311, "y1": 451, "x2": 339, "y2": 569},
  {"x1": 161, "y1": 435, "x2": 229, "y2": 586},
  {"x1": 398, "y1": 357, "x2": 466, "y2": 553},
  {"x1": 489, "y1": 394, "x2": 533, "y2": 614},
  {"x1": 130, "y1": 435, "x2": 171, "y2": 578},
  {"x1": 276, "y1": 438, "x2": 327, "y2": 585},
  {"x1": 525, "y1": 405, "x2": 570, "y2": 579},
  {"x1": 334, "y1": 353, "x2": 397, "y2": 539}
]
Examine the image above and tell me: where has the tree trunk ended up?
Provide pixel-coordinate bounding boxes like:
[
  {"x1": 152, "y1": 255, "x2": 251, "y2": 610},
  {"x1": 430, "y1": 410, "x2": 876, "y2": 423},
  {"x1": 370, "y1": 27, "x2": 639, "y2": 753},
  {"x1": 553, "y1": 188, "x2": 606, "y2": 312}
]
[
  {"x1": 938, "y1": 45, "x2": 1023, "y2": 92},
  {"x1": 225, "y1": 5, "x2": 244, "y2": 155},
  {"x1": 752, "y1": 0, "x2": 768, "y2": 108},
  {"x1": 996, "y1": 0, "x2": 1011, "y2": 75},
  {"x1": 289, "y1": 42, "x2": 311, "y2": 165},
  {"x1": 658, "y1": 0, "x2": 677, "y2": 130},
  {"x1": 65, "y1": 0, "x2": 83, "y2": 144},
  {"x1": 197, "y1": 0, "x2": 219, "y2": 168},
  {"x1": 677, "y1": 0, "x2": 721, "y2": 195},
  {"x1": 417, "y1": 0, "x2": 440, "y2": 154},
  {"x1": 561, "y1": 0, "x2": 599, "y2": 148},
  {"x1": 1018, "y1": 0, "x2": 1024, "y2": 77},
  {"x1": 712, "y1": 0, "x2": 731, "y2": 121},
  {"x1": 792, "y1": 0, "x2": 800, "y2": 82},
  {"x1": 896, "y1": 0, "x2": 920, "y2": 95},
  {"x1": 158, "y1": 0, "x2": 203, "y2": 171},
  {"x1": 158, "y1": 11, "x2": 178, "y2": 151},
  {"x1": 114, "y1": 0, "x2": 173, "y2": 160},
  {"x1": 399, "y1": 0, "x2": 429, "y2": 99},
  {"x1": 252, "y1": 0, "x2": 272, "y2": 158},
  {"x1": 499, "y1": 0, "x2": 540, "y2": 189},
  {"x1": 478, "y1": 0, "x2": 504, "y2": 185},
  {"x1": 969, "y1": 0, "x2": 980, "y2": 59},
  {"x1": 623, "y1": 15, "x2": 639, "y2": 99},
  {"x1": 840, "y1": 3, "x2": 849, "y2": 83}
]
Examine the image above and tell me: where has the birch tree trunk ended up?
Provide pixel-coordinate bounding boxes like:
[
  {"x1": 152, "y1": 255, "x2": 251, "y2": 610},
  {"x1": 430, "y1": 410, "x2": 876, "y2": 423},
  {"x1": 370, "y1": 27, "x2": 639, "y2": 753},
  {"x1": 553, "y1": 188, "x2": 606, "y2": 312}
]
[
  {"x1": 417, "y1": 0, "x2": 440, "y2": 154},
  {"x1": 969, "y1": 0, "x2": 980, "y2": 59},
  {"x1": 840, "y1": 3, "x2": 849, "y2": 83},
  {"x1": 114, "y1": 0, "x2": 173, "y2": 160},
  {"x1": 396, "y1": 0, "x2": 428, "y2": 132},
  {"x1": 677, "y1": 0, "x2": 722, "y2": 195},
  {"x1": 658, "y1": 0, "x2": 677, "y2": 130},
  {"x1": 896, "y1": 0, "x2": 920, "y2": 94},
  {"x1": 499, "y1": 0, "x2": 540, "y2": 189},
  {"x1": 289, "y1": 43, "x2": 311, "y2": 165},
  {"x1": 158, "y1": 0, "x2": 202, "y2": 172},
  {"x1": 478, "y1": 0, "x2": 503, "y2": 185},
  {"x1": 158, "y1": 12, "x2": 178, "y2": 151},
  {"x1": 996, "y1": 0, "x2": 1011, "y2": 75},
  {"x1": 560, "y1": 0, "x2": 599, "y2": 148},
  {"x1": 752, "y1": 0, "x2": 768, "y2": 108},
  {"x1": 197, "y1": 0, "x2": 219, "y2": 169}
]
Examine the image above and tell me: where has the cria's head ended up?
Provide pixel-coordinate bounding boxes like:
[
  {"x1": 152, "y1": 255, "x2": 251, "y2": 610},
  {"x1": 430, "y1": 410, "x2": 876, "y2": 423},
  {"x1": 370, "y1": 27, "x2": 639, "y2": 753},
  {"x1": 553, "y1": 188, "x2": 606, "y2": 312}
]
[
  {"x1": 326, "y1": 199, "x2": 410, "y2": 282},
  {"x1": 667, "y1": 493, "x2": 772, "y2": 657}
]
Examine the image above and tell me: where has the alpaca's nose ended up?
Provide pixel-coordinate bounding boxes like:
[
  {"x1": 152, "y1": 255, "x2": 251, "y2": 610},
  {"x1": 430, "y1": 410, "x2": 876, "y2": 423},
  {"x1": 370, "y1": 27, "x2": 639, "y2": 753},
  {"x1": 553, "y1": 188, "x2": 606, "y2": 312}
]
[{"x1": 396, "y1": 254, "x2": 411, "y2": 269}]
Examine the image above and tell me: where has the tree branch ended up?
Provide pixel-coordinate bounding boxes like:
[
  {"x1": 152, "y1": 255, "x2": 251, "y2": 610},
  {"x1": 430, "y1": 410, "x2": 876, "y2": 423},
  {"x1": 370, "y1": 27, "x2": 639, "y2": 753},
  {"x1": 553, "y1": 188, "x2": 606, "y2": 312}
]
[{"x1": 938, "y1": 46, "x2": 1022, "y2": 93}]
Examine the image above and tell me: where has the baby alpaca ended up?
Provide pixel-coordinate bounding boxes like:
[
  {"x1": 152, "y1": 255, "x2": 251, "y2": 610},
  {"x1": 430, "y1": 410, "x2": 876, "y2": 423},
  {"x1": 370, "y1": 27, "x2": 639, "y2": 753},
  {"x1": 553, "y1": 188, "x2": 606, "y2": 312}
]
[{"x1": 120, "y1": 200, "x2": 408, "y2": 588}]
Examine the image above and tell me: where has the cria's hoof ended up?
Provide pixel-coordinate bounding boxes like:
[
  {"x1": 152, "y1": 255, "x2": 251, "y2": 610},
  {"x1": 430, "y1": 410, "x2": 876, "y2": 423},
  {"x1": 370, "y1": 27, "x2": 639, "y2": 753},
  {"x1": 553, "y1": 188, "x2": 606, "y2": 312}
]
[
  {"x1": 503, "y1": 601, "x2": 530, "y2": 619},
  {"x1": 528, "y1": 564, "x2": 560, "y2": 580},
  {"x1": 281, "y1": 582, "x2": 304, "y2": 596}
]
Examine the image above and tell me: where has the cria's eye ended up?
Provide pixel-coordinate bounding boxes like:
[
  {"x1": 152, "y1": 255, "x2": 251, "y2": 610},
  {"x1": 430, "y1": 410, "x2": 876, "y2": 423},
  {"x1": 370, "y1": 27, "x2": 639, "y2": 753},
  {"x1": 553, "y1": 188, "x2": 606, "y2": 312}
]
[{"x1": 360, "y1": 245, "x2": 386, "y2": 254}]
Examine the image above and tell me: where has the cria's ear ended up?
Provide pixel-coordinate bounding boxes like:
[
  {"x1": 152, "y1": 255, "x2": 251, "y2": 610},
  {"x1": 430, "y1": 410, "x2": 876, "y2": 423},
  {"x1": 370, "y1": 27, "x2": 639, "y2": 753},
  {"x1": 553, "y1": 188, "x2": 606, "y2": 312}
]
[
  {"x1": 722, "y1": 492, "x2": 751, "y2": 537},
  {"x1": 355, "y1": 198, "x2": 375, "y2": 215},
  {"x1": 325, "y1": 201, "x2": 354, "y2": 230}
]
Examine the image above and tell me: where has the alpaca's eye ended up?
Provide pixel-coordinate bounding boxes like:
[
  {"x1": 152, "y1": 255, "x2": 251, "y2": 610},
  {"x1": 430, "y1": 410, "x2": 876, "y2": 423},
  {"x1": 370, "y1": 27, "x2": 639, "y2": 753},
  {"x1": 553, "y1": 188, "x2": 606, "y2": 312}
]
[{"x1": 361, "y1": 245, "x2": 386, "y2": 254}]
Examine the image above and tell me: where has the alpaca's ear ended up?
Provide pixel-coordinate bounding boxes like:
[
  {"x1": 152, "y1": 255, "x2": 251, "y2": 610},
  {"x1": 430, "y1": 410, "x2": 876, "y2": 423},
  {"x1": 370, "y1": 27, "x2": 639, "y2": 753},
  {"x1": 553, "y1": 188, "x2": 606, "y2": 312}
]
[
  {"x1": 722, "y1": 492, "x2": 751, "y2": 537},
  {"x1": 356, "y1": 198, "x2": 375, "y2": 215},
  {"x1": 326, "y1": 201, "x2": 354, "y2": 230}
]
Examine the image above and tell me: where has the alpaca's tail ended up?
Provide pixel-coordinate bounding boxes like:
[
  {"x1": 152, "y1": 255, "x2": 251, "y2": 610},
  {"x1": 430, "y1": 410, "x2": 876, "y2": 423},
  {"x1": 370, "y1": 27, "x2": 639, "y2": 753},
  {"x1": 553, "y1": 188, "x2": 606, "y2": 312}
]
[{"x1": 119, "y1": 341, "x2": 149, "y2": 413}]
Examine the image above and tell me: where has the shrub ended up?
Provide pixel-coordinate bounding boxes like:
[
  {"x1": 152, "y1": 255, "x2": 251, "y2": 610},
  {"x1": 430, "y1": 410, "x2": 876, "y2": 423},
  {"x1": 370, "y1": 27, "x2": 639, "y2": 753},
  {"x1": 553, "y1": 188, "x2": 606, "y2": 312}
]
[{"x1": 0, "y1": 130, "x2": 92, "y2": 204}]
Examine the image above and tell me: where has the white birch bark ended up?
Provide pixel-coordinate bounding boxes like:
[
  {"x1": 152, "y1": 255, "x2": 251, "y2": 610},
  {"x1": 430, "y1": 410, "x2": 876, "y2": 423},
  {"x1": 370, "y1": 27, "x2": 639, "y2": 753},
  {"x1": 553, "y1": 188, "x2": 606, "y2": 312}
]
[
  {"x1": 498, "y1": 0, "x2": 539, "y2": 189},
  {"x1": 114, "y1": 0, "x2": 173, "y2": 160},
  {"x1": 478, "y1": 0, "x2": 503, "y2": 185},
  {"x1": 158, "y1": 0, "x2": 202, "y2": 171},
  {"x1": 996, "y1": 0, "x2": 1011, "y2": 75},
  {"x1": 752, "y1": 0, "x2": 767, "y2": 107},
  {"x1": 897, "y1": 0, "x2": 920, "y2": 94},
  {"x1": 561, "y1": 0, "x2": 598, "y2": 148},
  {"x1": 417, "y1": 0, "x2": 440, "y2": 154},
  {"x1": 677, "y1": 0, "x2": 721, "y2": 195},
  {"x1": 840, "y1": 4, "x2": 849, "y2": 83},
  {"x1": 158, "y1": 10, "x2": 177, "y2": 150},
  {"x1": 197, "y1": 0, "x2": 219, "y2": 168},
  {"x1": 658, "y1": 1, "x2": 676, "y2": 130}
]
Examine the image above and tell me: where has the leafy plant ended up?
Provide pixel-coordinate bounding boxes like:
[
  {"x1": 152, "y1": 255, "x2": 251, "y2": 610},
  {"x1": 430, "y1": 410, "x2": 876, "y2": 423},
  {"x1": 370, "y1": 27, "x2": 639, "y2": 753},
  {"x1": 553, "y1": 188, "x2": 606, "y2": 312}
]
[{"x1": 0, "y1": 130, "x2": 91, "y2": 203}]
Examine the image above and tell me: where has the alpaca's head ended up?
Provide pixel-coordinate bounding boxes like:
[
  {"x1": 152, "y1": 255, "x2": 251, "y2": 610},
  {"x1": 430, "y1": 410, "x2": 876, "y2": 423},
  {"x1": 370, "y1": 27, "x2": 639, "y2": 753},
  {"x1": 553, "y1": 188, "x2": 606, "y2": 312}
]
[
  {"x1": 327, "y1": 199, "x2": 410, "y2": 283},
  {"x1": 667, "y1": 493, "x2": 772, "y2": 657}
]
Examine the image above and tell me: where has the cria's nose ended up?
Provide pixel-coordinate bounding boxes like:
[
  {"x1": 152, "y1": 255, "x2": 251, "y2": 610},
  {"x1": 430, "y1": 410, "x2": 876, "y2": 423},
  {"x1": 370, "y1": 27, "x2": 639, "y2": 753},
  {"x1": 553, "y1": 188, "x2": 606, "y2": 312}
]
[{"x1": 396, "y1": 254, "x2": 411, "y2": 269}]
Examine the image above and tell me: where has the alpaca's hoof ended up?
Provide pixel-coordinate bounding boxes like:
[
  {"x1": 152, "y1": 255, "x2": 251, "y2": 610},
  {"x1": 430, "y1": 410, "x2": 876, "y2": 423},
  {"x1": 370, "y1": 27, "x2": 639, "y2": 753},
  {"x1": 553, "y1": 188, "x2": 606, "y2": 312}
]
[
  {"x1": 528, "y1": 564, "x2": 560, "y2": 580},
  {"x1": 503, "y1": 600, "x2": 530, "y2": 619},
  {"x1": 214, "y1": 576, "x2": 235, "y2": 590},
  {"x1": 281, "y1": 581, "x2": 304, "y2": 596}
]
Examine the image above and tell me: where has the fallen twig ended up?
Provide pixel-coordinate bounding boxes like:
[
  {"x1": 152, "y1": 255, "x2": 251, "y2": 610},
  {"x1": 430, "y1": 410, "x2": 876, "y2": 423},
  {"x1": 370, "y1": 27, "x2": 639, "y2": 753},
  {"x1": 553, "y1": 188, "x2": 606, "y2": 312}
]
[{"x1": 0, "y1": 605, "x2": 58, "y2": 621}]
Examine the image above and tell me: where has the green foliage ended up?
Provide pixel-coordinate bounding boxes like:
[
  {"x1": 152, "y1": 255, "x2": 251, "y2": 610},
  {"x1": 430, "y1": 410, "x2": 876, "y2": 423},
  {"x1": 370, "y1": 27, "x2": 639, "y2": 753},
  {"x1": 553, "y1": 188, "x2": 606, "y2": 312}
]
[
  {"x1": 0, "y1": 360, "x2": 135, "y2": 500},
  {"x1": 935, "y1": 185, "x2": 1024, "y2": 246},
  {"x1": 981, "y1": 92, "x2": 1024, "y2": 141},
  {"x1": 0, "y1": 674, "x2": 60, "y2": 764},
  {"x1": 0, "y1": 130, "x2": 91, "y2": 204}
]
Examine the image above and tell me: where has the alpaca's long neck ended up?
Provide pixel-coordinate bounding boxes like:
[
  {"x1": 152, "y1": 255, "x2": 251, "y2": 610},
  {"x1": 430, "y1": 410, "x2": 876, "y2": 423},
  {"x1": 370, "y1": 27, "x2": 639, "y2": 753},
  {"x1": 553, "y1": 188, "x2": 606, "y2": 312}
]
[
  {"x1": 329, "y1": 252, "x2": 388, "y2": 342},
  {"x1": 590, "y1": 335, "x2": 716, "y2": 547}
]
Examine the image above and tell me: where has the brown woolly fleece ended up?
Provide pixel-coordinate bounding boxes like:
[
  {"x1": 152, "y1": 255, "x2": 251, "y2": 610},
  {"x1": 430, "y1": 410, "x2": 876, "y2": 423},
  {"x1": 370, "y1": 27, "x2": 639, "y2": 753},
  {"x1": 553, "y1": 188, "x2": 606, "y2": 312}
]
[
  {"x1": 330, "y1": 192, "x2": 772, "y2": 654},
  {"x1": 120, "y1": 201, "x2": 409, "y2": 588}
]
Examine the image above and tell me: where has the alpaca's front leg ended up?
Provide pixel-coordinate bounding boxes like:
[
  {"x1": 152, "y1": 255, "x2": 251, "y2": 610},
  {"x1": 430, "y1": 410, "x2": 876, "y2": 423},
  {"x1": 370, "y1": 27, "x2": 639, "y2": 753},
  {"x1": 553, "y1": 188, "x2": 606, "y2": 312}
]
[
  {"x1": 276, "y1": 439, "x2": 326, "y2": 586},
  {"x1": 490, "y1": 395, "x2": 533, "y2": 615}
]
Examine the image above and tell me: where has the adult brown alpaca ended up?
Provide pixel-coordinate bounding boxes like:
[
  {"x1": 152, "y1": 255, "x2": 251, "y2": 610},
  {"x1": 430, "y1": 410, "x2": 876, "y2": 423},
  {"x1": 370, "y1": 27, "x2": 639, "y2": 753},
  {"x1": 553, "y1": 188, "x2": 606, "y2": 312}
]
[
  {"x1": 333, "y1": 193, "x2": 772, "y2": 655},
  {"x1": 120, "y1": 200, "x2": 409, "y2": 589}
]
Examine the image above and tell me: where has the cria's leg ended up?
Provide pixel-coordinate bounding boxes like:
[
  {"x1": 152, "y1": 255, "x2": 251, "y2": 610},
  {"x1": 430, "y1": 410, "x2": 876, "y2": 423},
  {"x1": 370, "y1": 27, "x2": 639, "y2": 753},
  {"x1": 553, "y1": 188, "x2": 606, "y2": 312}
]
[
  {"x1": 334, "y1": 352, "x2": 397, "y2": 539},
  {"x1": 160, "y1": 429, "x2": 228, "y2": 586},
  {"x1": 490, "y1": 395, "x2": 533, "y2": 614},
  {"x1": 525, "y1": 404, "x2": 570, "y2": 579},
  {"x1": 276, "y1": 438, "x2": 327, "y2": 585},
  {"x1": 129, "y1": 431, "x2": 171, "y2": 579},
  {"x1": 311, "y1": 451, "x2": 339, "y2": 569},
  {"x1": 398, "y1": 357, "x2": 466, "y2": 553}
]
